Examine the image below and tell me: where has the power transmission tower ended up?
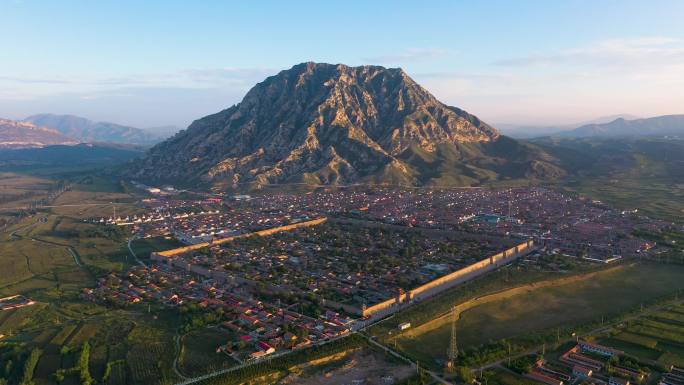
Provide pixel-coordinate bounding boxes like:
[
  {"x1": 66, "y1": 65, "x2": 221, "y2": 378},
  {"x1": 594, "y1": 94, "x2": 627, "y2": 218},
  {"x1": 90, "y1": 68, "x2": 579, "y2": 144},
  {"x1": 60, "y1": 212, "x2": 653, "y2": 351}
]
[{"x1": 446, "y1": 305, "x2": 458, "y2": 371}]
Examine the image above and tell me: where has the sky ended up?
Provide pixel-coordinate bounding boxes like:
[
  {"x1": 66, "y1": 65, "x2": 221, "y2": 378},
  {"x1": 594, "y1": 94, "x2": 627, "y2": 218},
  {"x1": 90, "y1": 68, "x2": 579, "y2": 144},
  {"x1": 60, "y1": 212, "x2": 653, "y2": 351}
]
[{"x1": 1, "y1": 0, "x2": 683, "y2": 129}]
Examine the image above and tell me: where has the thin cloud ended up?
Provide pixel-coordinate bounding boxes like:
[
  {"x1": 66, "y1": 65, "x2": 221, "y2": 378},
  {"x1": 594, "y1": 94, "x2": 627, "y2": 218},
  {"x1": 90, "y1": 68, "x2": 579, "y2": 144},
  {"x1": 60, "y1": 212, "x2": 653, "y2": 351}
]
[
  {"x1": 0, "y1": 76, "x2": 75, "y2": 84},
  {"x1": 183, "y1": 67, "x2": 276, "y2": 84},
  {"x1": 364, "y1": 48, "x2": 452, "y2": 63},
  {"x1": 494, "y1": 37, "x2": 684, "y2": 68},
  {"x1": 0, "y1": 67, "x2": 273, "y2": 90}
]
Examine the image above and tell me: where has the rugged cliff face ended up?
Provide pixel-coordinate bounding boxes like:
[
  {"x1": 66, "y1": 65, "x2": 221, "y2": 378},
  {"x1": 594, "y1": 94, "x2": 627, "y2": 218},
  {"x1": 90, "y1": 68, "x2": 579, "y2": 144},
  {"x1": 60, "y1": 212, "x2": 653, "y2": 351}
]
[{"x1": 132, "y1": 62, "x2": 564, "y2": 188}]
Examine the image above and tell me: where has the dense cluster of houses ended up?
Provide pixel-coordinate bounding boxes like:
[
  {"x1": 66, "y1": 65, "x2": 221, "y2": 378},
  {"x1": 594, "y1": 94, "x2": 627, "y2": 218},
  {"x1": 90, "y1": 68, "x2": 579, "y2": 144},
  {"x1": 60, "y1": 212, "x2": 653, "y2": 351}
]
[
  {"x1": 102, "y1": 187, "x2": 675, "y2": 263},
  {"x1": 153, "y1": 221, "x2": 505, "y2": 314},
  {"x1": 84, "y1": 264, "x2": 351, "y2": 361},
  {"x1": 89, "y1": 185, "x2": 682, "y2": 268}
]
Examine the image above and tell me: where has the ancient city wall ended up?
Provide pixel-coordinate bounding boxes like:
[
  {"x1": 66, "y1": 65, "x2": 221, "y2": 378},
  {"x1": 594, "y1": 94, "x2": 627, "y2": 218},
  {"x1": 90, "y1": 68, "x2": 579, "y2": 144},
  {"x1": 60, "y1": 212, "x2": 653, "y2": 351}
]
[
  {"x1": 149, "y1": 216, "x2": 535, "y2": 320},
  {"x1": 151, "y1": 217, "x2": 328, "y2": 258},
  {"x1": 361, "y1": 240, "x2": 535, "y2": 317}
]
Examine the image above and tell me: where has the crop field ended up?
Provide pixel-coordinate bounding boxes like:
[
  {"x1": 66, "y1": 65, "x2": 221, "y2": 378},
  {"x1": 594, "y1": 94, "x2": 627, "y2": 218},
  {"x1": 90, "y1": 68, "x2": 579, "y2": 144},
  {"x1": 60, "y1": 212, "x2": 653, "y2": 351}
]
[
  {"x1": 49, "y1": 181, "x2": 138, "y2": 218},
  {"x1": 0, "y1": 304, "x2": 182, "y2": 385},
  {"x1": 179, "y1": 328, "x2": 237, "y2": 377},
  {"x1": 395, "y1": 263, "x2": 684, "y2": 365},
  {"x1": 125, "y1": 322, "x2": 178, "y2": 385},
  {"x1": 597, "y1": 303, "x2": 684, "y2": 367}
]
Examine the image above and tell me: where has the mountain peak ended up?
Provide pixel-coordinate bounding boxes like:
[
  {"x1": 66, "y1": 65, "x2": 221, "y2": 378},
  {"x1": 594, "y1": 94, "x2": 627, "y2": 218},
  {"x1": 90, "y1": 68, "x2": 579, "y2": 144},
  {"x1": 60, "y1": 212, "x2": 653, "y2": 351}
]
[{"x1": 131, "y1": 63, "x2": 562, "y2": 188}]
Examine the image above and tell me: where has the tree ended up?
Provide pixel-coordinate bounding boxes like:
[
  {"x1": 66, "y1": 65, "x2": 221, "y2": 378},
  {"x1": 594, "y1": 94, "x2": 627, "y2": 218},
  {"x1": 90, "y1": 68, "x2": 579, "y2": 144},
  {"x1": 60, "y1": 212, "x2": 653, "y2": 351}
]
[
  {"x1": 458, "y1": 366, "x2": 474, "y2": 383},
  {"x1": 79, "y1": 342, "x2": 93, "y2": 385},
  {"x1": 20, "y1": 348, "x2": 42, "y2": 385}
]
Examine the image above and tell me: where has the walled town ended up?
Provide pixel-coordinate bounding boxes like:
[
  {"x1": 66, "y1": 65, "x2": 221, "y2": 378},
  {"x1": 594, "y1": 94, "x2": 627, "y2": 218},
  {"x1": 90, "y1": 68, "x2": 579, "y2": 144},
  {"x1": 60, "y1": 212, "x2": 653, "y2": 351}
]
[{"x1": 82, "y1": 186, "x2": 681, "y2": 363}]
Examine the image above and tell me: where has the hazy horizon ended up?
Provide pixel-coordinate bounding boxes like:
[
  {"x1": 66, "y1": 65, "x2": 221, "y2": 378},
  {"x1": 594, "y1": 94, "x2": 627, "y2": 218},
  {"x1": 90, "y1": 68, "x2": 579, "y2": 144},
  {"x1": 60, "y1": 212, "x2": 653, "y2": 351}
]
[{"x1": 1, "y1": 0, "x2": 683, "y2": 129}]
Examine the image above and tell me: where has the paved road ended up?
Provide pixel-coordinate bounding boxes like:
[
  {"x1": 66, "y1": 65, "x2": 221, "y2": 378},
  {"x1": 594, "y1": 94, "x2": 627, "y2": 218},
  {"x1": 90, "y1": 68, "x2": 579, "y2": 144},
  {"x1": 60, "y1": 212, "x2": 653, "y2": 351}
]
[
  {"x1": 127, "y1": 233, "x2": 147, "y2": 267},
  {"x1": 173, "y1": 332, "x2": 189, "y2": 380},
  {"x1": 7, "y1": 215, "x2": 47, "y2": 240}
]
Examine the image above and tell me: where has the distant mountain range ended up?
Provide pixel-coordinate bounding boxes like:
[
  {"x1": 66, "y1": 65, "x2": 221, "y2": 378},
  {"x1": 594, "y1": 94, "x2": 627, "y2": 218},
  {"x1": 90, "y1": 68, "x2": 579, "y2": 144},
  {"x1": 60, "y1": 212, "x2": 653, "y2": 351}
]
[
  {"x1": 0, "y1": 118, "x2": 77, "y2": 149},
  {"x1": 131, "y1": 62, "x2": 566, "y2": 189},
  {"x1": 558, "y1": 115, "x2": 684, "y2": 138},
  {"x1": 497, "y1": 114, "x2": 641, "y2": 138},
  {"x1": 499, "y1": 114, "x2": 684, "y2": 139},
  {"x1": 23, "y1": 114, "x2": 174, "y2": 146}
]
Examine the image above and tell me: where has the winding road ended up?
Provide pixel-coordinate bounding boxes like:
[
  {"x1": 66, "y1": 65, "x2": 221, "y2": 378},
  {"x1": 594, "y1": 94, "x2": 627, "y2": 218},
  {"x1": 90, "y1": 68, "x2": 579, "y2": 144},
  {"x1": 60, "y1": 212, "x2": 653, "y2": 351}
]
[{"x1": 127, "y1": 233, "x2": 147, "y2": 267}]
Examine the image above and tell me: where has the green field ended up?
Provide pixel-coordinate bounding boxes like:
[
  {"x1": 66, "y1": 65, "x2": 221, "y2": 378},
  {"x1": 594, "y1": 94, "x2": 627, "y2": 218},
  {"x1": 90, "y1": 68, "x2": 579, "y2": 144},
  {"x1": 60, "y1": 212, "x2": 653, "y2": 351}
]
[{"x1": 396, "y1": 263, "x2": 684, "y2": 366}]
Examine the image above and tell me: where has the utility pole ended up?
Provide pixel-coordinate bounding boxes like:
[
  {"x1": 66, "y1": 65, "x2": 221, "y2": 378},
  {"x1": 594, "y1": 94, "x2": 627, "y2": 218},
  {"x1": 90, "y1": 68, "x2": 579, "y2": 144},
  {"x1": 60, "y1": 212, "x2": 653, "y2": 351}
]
[
  {"x1": 446, "y1": 305, "x2": 458, "y2": 372},
  {"x1": 507, "y1": 341, "x2": 511, "y2": 366}
]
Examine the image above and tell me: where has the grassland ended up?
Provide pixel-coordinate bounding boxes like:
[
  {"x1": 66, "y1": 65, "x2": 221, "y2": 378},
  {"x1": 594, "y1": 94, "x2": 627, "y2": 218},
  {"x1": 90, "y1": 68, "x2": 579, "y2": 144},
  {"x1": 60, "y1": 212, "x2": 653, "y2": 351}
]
[{"x1": 394, "y1": 263, "x2": 684, "y2": 367}]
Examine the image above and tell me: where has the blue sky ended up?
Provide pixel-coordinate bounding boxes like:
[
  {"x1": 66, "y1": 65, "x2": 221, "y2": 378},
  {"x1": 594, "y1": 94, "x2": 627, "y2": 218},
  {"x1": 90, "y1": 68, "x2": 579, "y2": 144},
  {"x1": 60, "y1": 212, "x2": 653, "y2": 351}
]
[{"x1": 1, "y1": 0, "x2": 683, "y2": 128}]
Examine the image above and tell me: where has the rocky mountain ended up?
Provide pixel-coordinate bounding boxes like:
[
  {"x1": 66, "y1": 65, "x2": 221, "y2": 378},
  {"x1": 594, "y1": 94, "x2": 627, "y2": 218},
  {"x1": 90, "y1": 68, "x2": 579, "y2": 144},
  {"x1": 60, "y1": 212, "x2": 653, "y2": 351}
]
[
  {"x1": 132, "y1": 62, "x2": 565, "y2": 189},
  {"x1": 24, "y1": 114, "x2": 165, "y2": 146},
  {"x1": 0, "y1": 118, "x2": 78, "y2": 149},
  {"x1": 559, "y1": 115, "x2": 684, "y2": 138}
]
